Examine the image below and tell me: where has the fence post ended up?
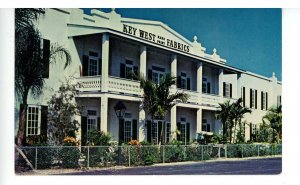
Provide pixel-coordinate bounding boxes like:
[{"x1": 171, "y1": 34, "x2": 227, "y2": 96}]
[
  {"x1": 35, "y1": 147, "x2": 38, "y2": 170},
  {"x1": 163, "y1": 145, "x2": 165, "y2": 163},
  {"x1": 128, "y1": 146, "x2": 130, "y2": 167},
  {"x1": 201, "y1": 145, "x2": 204, "y2": 161},
  {"x1": 87, "y1": 146, "x2": 90, "y2": 168}
]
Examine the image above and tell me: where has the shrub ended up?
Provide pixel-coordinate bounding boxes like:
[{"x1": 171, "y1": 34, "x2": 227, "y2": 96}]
[{"x1": 59, "y1": 137, "x2": 81, "y2": 168}]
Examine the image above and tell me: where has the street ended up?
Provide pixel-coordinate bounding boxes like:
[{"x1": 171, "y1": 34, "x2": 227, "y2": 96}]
[{"x1": 64, "y1": 157, "x2": 282, "y2": 175}]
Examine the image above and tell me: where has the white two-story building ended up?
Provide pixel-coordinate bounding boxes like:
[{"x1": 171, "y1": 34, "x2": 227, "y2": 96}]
[{"x1": 15, "y1": 8, "x2": 282, "y2": 145}]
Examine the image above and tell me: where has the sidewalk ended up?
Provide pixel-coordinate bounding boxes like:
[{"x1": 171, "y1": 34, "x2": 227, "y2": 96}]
[{"x1": 16, "y1": 155, "x2": 282, "y2": 175}]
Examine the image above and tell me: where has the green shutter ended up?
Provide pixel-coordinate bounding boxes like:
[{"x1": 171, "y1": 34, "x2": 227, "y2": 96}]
[
  {"x1": 98, "y1": 59, "x2": 102, "y2": 75},
  {"x1": 81, "y1": 116, "x2": 87, "y2": 146},
  {"x1": 223, "y1": 82, "x2": 226, "y2": 97},
  {"x1": 250, "y1": 89, "x2": 253, "y2": 108},
  {"x1": 186, "y1": 123, "x2": 190, "y2": 144},
  {"x1": 120, "y1": 63, "x2": 125, "y2": 78},
  {"x1": 82, "y1": 55, "x2": 89, "y2": 76},
  {"x1": 230, "y1": 83, "x2": 232, "y2": 98},
  {"x1": 146, "y1": 120, "x2": 152, "y2": 143},
  {"x1": 177, "y1": 76, "x2": 181, "y2": 88},
  {"x1": 187, "y1": 78, "x2": 191, "y2": 90},
  {"x1": 207, "y1": 83, "x2": 211, "y2": 94},
  {"x1": 158, "y1": 121, "x2": 162, "y2": 143},
  {"x1": 266, "y1": 92, "x2": 268, "y2": 110},
  {"x1": 243, "y1": 87, "x2": 246, "y2": 107},
  {"x1": 255, "y1": 90, "x2": 257, "y2": 109},
  {"x1": 148, "y1": 69, "x2": 152, "y2": 80},
  {"x1": 119, "y1": 119, "x2": 125, "y2": 144},
  {"x1": 261, "y1": 91, "x2": 263, "y2": 110},
  {"x1": 42, "y1": 39, "x2": 50, "y2": 78},
  {"x1": 40, "y1": 106, "x2": 48, "y2": 142},
  {"x1": 132, "y1": 119, "x2": 138, "y2": 140}
]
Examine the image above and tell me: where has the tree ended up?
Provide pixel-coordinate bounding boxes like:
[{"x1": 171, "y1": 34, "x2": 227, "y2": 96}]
[
  {"x1": 231, "y1": 98, "x2": 251, "y2": 143},
  {"x1": 263, "y1": 105, "x2": 282, "y2": 143},
  {"x1": 257, "y1": 119, "x2": 273, "y2": 143},
  {"x1": 215, "y1": 100, "x2": 233, "y2": 143},
  {"x1": 15, "y1": 9, "x2": 72, "y2": 146},
  {"x1": 140, "y1": 74, "x2": 189, "y2": 145},
  {"x1": 47, "y1": 79, "x2": 82, "y2": 145}
]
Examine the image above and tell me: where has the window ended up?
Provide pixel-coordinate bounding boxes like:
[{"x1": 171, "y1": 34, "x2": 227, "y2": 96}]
[
  {"x1": 181, "y1": 72, "x2": 187, "y2": 89},
  {"x1": 86, "y1": 109, "x2": 98, "y2": 142},
  {"x1": 119, "y1": 116, "x2": 137, "y2": 144},
  {"x1": 241, "y1": 87, "x2": 246, "y2": 107},
  {"x1": 177, "y1": 119, "x2": 190, "y2": 145},
  {"x1": 261, "y1": 91, "x2": 268, "y2": 110},
  {"x1": 147, "y1": 120, "x2": 169, "y2": 144},
  {"x1": 124, "y1": 120, "x2": 132, "y2": 143},
  {"x1": 202, "y1": 77, "x2": 210, "y2": 93},
  {"x1": 151, "y1": 121, "x2": 159, "y2": 143},
  {"x1": 223, "y1": 82, "x2": 232, "y2": 98},
  {"x1": 250, "y1": 89, "x2": 257, "y2": 109},
  {"x1": 88, "y1": 51, "x2": 100, "y2": 76},
  {"x1": 26, "y1": 105, "x2": 41, "y2": 136},
  {"x1": 165, "y1": 122, "x2": 171, "y2": 143},
  {"x1": 152, "y1": 66, "x2": 165, "y2": 85},
  {"x1": 177, "y1": 72, "x2": 191, "y2": 90},
  {"x1": 202, "y1": 119, "x2": 211, "y2": 132},
  {"x1": 120, "y1": 60, "x2": 138, "y2": 80}
]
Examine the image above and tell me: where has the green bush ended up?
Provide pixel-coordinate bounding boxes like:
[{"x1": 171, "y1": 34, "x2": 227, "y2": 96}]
[{"x1": 59, "y1": 137, "x2": 81, "y2": 168}]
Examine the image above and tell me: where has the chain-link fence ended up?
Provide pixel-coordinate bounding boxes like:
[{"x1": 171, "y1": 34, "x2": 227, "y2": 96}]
[{"x1": 15, "y1": 143, "x2": 282, "y2": 170}]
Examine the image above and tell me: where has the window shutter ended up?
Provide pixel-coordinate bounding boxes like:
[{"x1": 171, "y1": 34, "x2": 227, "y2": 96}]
[
  {"x1": 223, "y1": 82, "x2": 226, "y2": 97},
  {"x1": 97, "y1": 117, "x2": 101, "y2": 131},
  {"x1": 82, "y1": 55, "x2": 89, "y2": 76},
  {"x1": 255, "y1": 90, "x2": 257, "y2": 109},
  {"x1": 98, "y1": 59, "x2": 102, "y2": 75},
  {"x1": 40, "y1": 106, "x2": 48, "y2": 141},
  {"x1": 81, "y1": 116, "x2": 87, "y2": 146},
  {"x1": 146, "y1": 120, "x2": 152, "y2": 143},
  {"x1": 176, "y1": 122, "x2": 181, "y2": 141},
  {"x1": 42, "y1": 39, "x2": 50, "y2": 78},
  {"x1": 148, "y1": 69, "x2": 152, "y2": 80},
  {"x1": 177, "y1": 76, "x2": 181, "y2": 88},
  {"x1": 120, "y1": 63, "x2": 125, "y2": 78},
  {"x1": 187, "y1": 78, "x2": 191, "y2": 90},
  {"x1": 266, "y1": 92, "x2": 268, "y2": 110},
  {"x1": 243, "y1": 87, "x2": 246, "y2": 107},
  {"x1": 133, "y1": 66, "x2": 139, "y2": 80},
  {"x1": 207, "y1": 83, "x2": 211, "y2": 94},
  {"x1": 250, "y1": 89, "x2": 253, "y2": 108},
  {"x1": 158, "y1": 121, "x2": 162, "y2": 143},
  {"x1": 119, "y1": 119, "x2": 125, "y2": 144},
  {"x1": 186, "y1": 123, "x2": 190, "y2": 144},
  {"x1": 261, "y1": 92, "x2": 263, "y2": 110},
  {"x1": 230, "y1": 83, "x2": 232, "y2": 98},
  {"x1": 132, "y1": 119, "x2": 138, "y2": 140}
]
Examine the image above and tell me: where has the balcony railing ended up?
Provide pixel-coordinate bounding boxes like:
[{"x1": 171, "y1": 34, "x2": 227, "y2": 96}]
[
  {"x1": 202, "y1": 93, "x2": 222, "y2": 107},
  {"x1": 108, "y1": 76, "x2": 142, "y2": 96},
  {"x1": 176, "y1": 88, "x2": 199, "y2": 104},
  {"x1": 76, "y1": 76, "x2": 101, "y2": 92}
]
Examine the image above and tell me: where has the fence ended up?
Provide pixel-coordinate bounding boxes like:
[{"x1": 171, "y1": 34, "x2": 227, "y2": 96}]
[{"x1": 15, "y1": 144, "x2": 282, "y2": 170}]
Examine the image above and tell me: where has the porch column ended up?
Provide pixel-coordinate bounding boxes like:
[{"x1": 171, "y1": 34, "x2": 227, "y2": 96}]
[
  {"x1": 140, "y1": 46, "x2": 147, "y2": 78},
  {"x1": 196, "y1": 108, "x2": 202, "y2": 133},
  {"x1": 170, "y1": 105, "x2": 177, "y2": 140},
  {"x1": 219, "y1": 68, "x2": 224, "y2": 97},
  {"x1": 101, "y1": 33, "x2": 109, "y2": 92},
  {"x1": 197, "y1": 62, "x2": 203, "y2": 103},
  {"x1": 171, "y1": 54, "x2": 177, "y2": 89},
  {"x1": 100, "y1": 94, "x2": 108, "y2": 132},
  {"x1": 138, "y1": 103, "x2": 146, "y2": 141}
]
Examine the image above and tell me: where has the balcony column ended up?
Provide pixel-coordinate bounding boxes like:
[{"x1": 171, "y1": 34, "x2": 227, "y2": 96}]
[
  {"x1": 140, "y1": 46, "x2": 147, "y2": 78},
  {"x1": 101, "y1": 33, "x2": 109, "y2": 92},
  {"x1": 197, "y1": 62, "x2": 203, "y2": 103},
  {"x1": 170, "y1": 105, "x2": 177, "y2": 140},
  {"x1": 171, "y1": 54, "x2": 177, "y2": 89},
  {"x1": 196, "y1": 108, "x2": 202, "y2": 133},
  {"x1": 219, "y1": 69, "x2": 224, "y2": 97},
  {"x1": 138, "y1": 103, "x2": 146, "y2": 141},
  {"x1": 100, "y1": 94, "x2": 108, "y2": 133}
]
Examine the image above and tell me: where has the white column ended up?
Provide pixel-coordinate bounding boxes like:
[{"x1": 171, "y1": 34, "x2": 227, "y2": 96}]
[
  {"x1": 100, "y1": 94, "x2": 108, "y2": 133},
  {"x1": 171, "y1": 54, "x2": 177, "y2": 89},
  {"x1": 197, "y1": 62, "x2": 203, "y2": 93},
  {"x1": 140, "y1": 46, "x2": 147, "y2": 79},
  {"x1": 219, "y1": 69, "x2": 224, "y2": 97},
  {"x1": 101, "y1": 33, "x2": 109, "y2": 92},
  {"x1": 196, "y1": 108, "x2": 202, "y2": 133},
  {"x1": 138, "y1": 104, "x2": 146, "y2": 141},
  {"x1": 170, "y1": 105, "x2": 177, "y2": 140}
]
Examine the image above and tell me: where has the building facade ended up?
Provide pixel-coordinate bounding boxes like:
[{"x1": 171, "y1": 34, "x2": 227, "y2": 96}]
[{"x1": 15, "y1": 8, "x2": 282, "y2": 145}]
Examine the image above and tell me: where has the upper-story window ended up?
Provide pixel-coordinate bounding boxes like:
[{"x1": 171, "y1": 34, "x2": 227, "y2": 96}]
[
  {"x1": 223, "y1": 82, "x2": 232, "y2": 98},
  {"x1": 82, "y1": 51, "x2": 102, "y2": 76},
  {"x1": 150, "y1": 65, "x2": 165, "y2": 84},
  {"x1": 177, "y1": 72, "x2": 191, "y2": 90},
  {"x1": 26, "y1": 105, "x2": 41, "y2": 136},
  {"x1": 250, "y1": 88, "x2": 257, "y2": 109},
  {"x1": 261, "y1": 91, "x2": 268, "y2": 110},
  {"x1": 202, "y1": 77, "x2": 211, "y2": 94},
  {"x1": 120, "y1": 59, "x2": 138, "y2": 80}
]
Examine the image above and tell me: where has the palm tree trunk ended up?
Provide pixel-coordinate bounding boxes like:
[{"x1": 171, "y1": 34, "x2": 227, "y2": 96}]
[
  {"x1": 233, "y1": 120, "x2": 237, "y2": 143},
  {"x1": 17, "y1": 93, "x2": 28, "y2": 146}
]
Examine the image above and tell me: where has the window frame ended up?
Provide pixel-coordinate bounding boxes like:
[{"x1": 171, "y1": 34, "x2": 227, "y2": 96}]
[
  {"x1": 88, "y1": 50, "x2": 100, "y2": 76},
  {"x1": 152, "y1": 65, "x2": 165, "y2": 85},
  {"x1": 180, "y1": 72, "x2": 187, "y2": 89},
  {"x1": 202, "y1": 76, "x2": 208, "y2": 93},
  {"x1": 26, "y1": 105, "x2": 41, "y2": 136},
  {"x1": 202, "y1": 119, "x2": 211, "y2": 132}
]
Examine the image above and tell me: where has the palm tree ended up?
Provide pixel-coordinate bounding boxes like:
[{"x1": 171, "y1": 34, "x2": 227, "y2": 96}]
[
  {"x1": 215, "y1": 100, "x2": 233, "y2": 143},
  {"x1": 263, "y1": 105, "x2": 282, "y2": 143},
  {"x1": 15, "y1": 9, "x2": 72, "y2": 146},
  {"x1": 140, "y1": 73, "x2": 189, "y2": 146},
  {"x1": 231, "y1": 98, "x2": 252, "y2": 143}
]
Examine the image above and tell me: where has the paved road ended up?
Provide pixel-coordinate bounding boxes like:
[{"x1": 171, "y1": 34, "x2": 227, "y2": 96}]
[{"x1": 64, "y1": 157, "x2": 281, "y2": 175}]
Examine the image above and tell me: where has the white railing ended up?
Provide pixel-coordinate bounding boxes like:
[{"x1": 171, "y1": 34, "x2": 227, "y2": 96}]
[
  {"x1": 108, "y1": 76, "x2": 142, "y2": 95},
  {"x1": 177, "y1": 88, "x2": 199, "y2": 104},
  {"x1": 202, "y1": 93, "x2": 221, "y2": 107},
  {"x1": 76, "y1": 76, "x2": 101, "y2": 92}
]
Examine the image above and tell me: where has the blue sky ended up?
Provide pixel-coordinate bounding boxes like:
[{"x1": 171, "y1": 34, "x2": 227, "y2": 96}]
[{"x1": 83, "y1": 8, "x2": 282, "y2": 80}]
